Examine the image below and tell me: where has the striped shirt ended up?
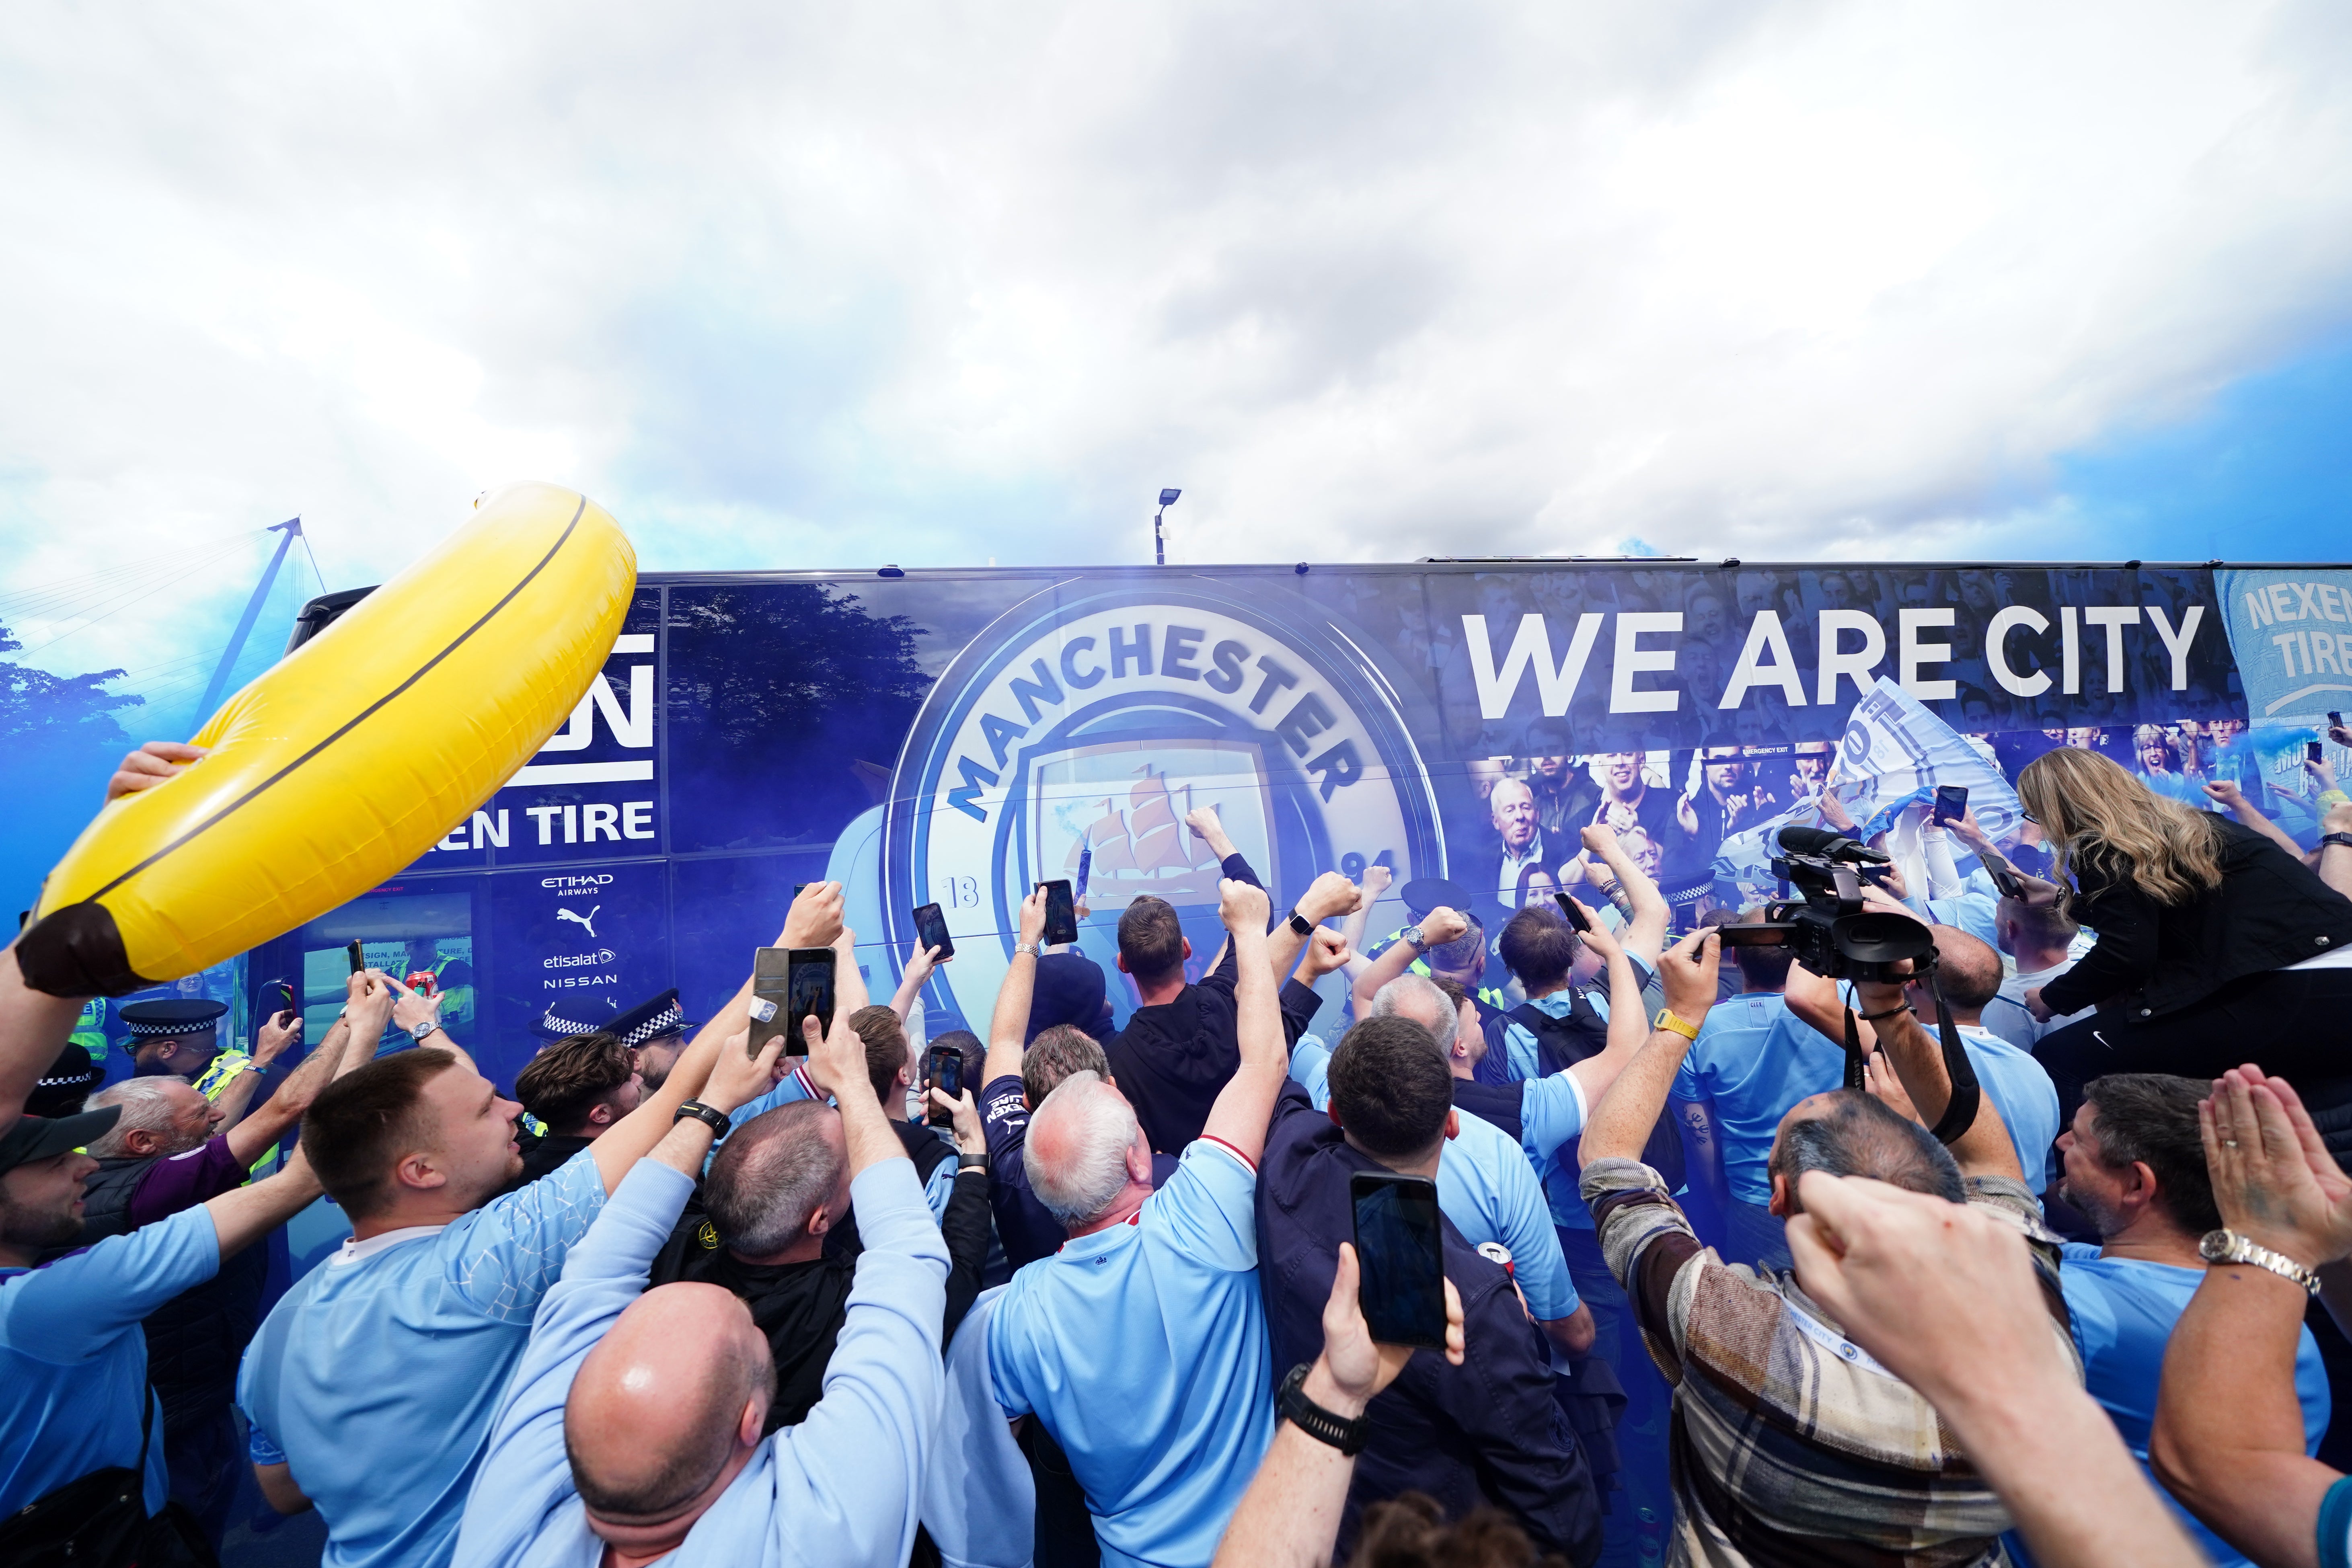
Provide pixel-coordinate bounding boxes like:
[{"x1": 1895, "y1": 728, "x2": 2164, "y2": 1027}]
[{"x1": 1581, "y1": 1158, "x2": 2077, "y2": 1567}]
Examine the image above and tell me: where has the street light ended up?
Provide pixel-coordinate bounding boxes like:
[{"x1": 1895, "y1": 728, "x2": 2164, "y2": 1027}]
[{"x1": 1154, "y1": 488, "x2": 1181, "y2": 566}]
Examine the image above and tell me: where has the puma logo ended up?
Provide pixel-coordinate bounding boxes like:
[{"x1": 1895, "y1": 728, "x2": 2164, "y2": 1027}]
[{"x1": 558, "y1": 906, "x2": 601, "y2": 939}]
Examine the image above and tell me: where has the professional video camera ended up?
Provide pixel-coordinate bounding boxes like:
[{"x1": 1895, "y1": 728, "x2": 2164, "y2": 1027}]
[
  {"x1": 1715, "y1": 824, "x2": 1981, "y2": 1146},
  {"x1": 1717, "y1": 825, "x2": 1935, "y2": 983}
]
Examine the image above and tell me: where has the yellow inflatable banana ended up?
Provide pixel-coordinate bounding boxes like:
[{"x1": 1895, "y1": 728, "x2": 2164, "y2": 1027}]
[{"x1": 16, "y1": 482, "x2": 637, "y2": 996}]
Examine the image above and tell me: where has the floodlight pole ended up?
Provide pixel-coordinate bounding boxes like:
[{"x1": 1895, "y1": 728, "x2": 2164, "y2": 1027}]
[{"x1": 195, "y1": 517, "x2": 302, "y2": 727}]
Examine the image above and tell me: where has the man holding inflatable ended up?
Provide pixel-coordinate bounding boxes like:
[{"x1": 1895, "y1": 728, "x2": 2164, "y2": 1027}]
[{"x1": 236, "y1": 882, "x2": 848, "y2": 1568}]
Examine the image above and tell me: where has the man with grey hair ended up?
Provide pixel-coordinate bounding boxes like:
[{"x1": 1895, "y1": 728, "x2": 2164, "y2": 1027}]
[
  {"x1": 1576, "y1": 930, "x2": 2076, "y2": 1564},
  {"x1": 988, "y1": 878, "x2": 1291, "y2": 1568}
]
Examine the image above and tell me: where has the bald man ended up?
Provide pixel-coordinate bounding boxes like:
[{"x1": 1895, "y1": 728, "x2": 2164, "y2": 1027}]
[{"x1": 454, "y1": 968, "x2": 951, "y2": 1568}]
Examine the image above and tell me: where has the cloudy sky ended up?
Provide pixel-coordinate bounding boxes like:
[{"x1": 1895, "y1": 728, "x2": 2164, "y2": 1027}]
[{"x1": 3, "y1": 0, "x2": 2348, "y2": 718}]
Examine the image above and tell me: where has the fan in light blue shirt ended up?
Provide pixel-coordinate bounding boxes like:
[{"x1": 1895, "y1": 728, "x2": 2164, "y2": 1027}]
[
  {"x1": 1954, "y1": 1023, "x2": 2061, "y2": 1194},
  {"x1": 2029, "y1": 1246, "x2": 2331, "y2": 1568},
  {"x1": 2, "y1": 1205, "x2": 219, "y2": 1516},
  {"x1": 1291, "y1": 1038, "x2": 1579, "y2": 1325},
  {"x1": 237, "y1": 1149, "x2": 607, "y2": 1568},
  {"x1": 988, "y1": 1138, "x2": 1274, "y2": 1568},
  {"x1": 454, "y1": 1154, "x2": 950, "y2": 1568},
  {"x1": 1670, "y1": 990, "x2": 1840, "y2": 1207}
]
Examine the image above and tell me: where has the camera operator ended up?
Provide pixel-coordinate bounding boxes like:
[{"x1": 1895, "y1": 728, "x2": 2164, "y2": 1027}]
[{"x1": 2014, "y1": 750, "x2": 2352, "y2": 1152}]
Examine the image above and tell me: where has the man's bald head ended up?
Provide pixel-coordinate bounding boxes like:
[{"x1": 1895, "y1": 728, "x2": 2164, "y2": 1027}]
[
  {"x1": 566, "y1": 1283, "x2": 773, "y2": 1537},
  {"x1": 1914, "y1": 926, "x2": 2004, "y2": 1016}
]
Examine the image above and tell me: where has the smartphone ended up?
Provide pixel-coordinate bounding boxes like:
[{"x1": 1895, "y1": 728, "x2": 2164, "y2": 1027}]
[
  {"x1": 1552, "y1": 892, "x2": 1592, "y2": 933},
  {"x1": 1038, "y1": 879, "x2": 1078, "y2": 946},
  {"x1": 787, "y1": 948, "x2": 837, "y2": 1048},
  {"x1": 1075, "y1": 841, "x2": 1093, "y2": 900},
  {"x1": 346, "y1": 940, "x2": 366, "y2": 975},
  {"x1": 2332, "y1": 712, "x2": 2343, "y2": 730},
  {"x1": 911, "y1": 902, "x2": 955, "y2": 961},
  {"x1": 1989, "y1": 864, "x2": 2025, "y2": 900},
  {"x1": 750, "y1": 946, "x2": 793, "y2": 1055},
  {"x1": 1350, "y1": 1171, "x2": 1449, "y2": 1349},
  {"x1": 927, "y1": 1045, "x2": 964, "y2": 1129},
  {"x1": 1932, "y1": 784, "x2": 1968, "y2": 825},
  {"x1": 2311, "y1": 741, "x2": 2327, "y2": 763}
]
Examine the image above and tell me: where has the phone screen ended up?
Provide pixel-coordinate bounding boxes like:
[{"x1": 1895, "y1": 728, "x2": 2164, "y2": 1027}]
[
  {"x1": 787, "y1": 949, "x2": 837, "y2": 1048},
  {"x1": 1552, "y1": 892, "x2": 1592, "y2": 933},
  {"x1": 750, "y1": 946, "x2": 793, "y2": 1054},
  {"x1": 1932, "y1": 784, "x2": 1968, "y2": 825},
  {"x1": 912, "y1": 902, "x2": 955, "y2": 961},
  {"x1": 1350, "y1": 1172, "x2": 1448, "y2": 1348},
  {"x1": 1039, "y1": 879, "x2": 1078, "y2": 946},
  {"x1": 346, "y1": 940, "x2": 366, "y2": 975},
  {"x1": 2331, "y1": 712, "x2": 2344, "y2": 730},
  {"x1": 927, "y1": 1046, "x2": 964, "y2": 1128}
]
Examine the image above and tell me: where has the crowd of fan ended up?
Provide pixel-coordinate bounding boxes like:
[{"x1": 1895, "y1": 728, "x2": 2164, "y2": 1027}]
[{"x1": 10, "y1": 741, "x2": 2352, "y2": 1568}]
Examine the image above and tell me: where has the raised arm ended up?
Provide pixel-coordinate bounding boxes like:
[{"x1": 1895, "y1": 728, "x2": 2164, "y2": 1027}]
[
  {"x1": 1849, "y1": 961, "x2": 2018, "y2": 1184},
  {"x1": 202, "y1": 1143, "x2": 327, "y2": 1260},
  {"x1": 889, "y1": 943, "x2": 945, "y2": 1022},
  {"x1": 0, "y1": 944, "x2": 91, "y2": 1123},
  {"x1": 1339, "y1": 863, "x2": 1392, "y2": 960},
  {"x1": 209, "y1": 1009, "x2": 304, "y2": 1131},
  {"x1": 1267, "y1": 872, "x2": 1362, "y2": 981},
  {"x1": 2153, "y1": 1069, "x2": 2352, "y2": 1568},
  {"x1": 982, "y1": 889, "x2": 1048, "y2": 1090},
  {"x1": 1580, "y1": 825, "x2": 1667, "y2": 964},
  {"x1": 2205, "y1": 780, "x2": 2307, "y2": 863},
  {"x1": 588, "y1": 884, "x2": 845, "y2": 1193},
  {"x1": 1213, "y1": 1243, "x2": 1462, "y2": 1568},
  {"x1": 227, "y1": 993, "x2": 364, "y2": 1167},
  {"x1": 1561, "y1": 905, "x2": 1649, "y2": 1106},
  {"x1": 1350, "y1": 906, "x2": 1467, "y2": 1014},
  {"x1": 1580, "y1": 928, "x2": 1717, "y2": 1168},
  {"x1": 2320, "y1": 802, "x2": 2352, "y2": 903},
  {"x1": 1201, "y1": 880, "x2": 1286, "y2": 1164}
]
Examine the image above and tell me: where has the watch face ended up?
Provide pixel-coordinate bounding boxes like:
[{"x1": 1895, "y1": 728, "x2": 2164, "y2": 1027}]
[{"x1": 2198, "y1": 1229, "x2": 2233, "y2": 1262}]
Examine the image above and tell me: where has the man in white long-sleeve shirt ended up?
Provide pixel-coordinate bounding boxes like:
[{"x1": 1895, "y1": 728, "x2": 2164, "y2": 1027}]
[{"x1": 454, "y1": 990, "x2": 950, "y2": 1568}]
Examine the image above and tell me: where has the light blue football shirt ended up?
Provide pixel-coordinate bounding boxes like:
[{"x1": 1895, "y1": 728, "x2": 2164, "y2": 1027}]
[
  {"x1": 1957, "y1": 1024, "x2": 2061, "y2": 1193},
  {"x1": 1289, "y1": 1039, "x2": 1578, "y2": 1321},
  {"x1": 2031, "y1": 1246, "x2": 2331, "y2": 1568},
  {"x1": 236, "y1": 1149, "x2": 607, "y2": 1568},
  {"x1": 1, "y1": 1205, "x2": 218, "y2": 1515},
  {"x1": 1669, "y1": 992, "x2": 1837, "y2": 1205},
  {"x1": 988, "y1": 1138, "x2": 1274, "y2": 1568}
]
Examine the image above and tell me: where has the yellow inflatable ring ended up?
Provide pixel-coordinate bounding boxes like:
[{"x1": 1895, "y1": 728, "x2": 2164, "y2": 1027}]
[{"x1": 16, "y1": 482, "x2": 637, "y2": 996}]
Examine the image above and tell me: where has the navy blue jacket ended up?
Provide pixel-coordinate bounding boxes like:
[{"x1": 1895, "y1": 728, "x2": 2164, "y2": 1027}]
[{"x1": 1254, "y1": 1080, "x2": 1603, "y2": 1563}]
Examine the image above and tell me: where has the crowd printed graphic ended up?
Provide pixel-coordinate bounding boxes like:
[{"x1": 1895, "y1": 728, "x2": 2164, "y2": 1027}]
[{"x1": 182, "y1": 560, "x2": 2352, "y2": 1093}]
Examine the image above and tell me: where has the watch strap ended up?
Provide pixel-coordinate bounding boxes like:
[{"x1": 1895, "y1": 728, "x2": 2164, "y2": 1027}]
[
  {"x1": 409, "y1": 1021, "x2": 442, "y2": 1042},
  {"x1": 2322, "y1": 833, "x2": 2352, "y2": 851},
  {"x1": 1014, "y1": 942, "x2": 1041, "y2": 957},
  {"x1": 1277, "y1": 1362, "x2": 1370, "y2": 1455},
  {"x1": 1399, "y1": 924, "x2": 1427, "y2": 952},
  {"x1": 1286, "y1": 909, "x2": 1315, "y2": 938},
  {"x1": 2201, "y1": 1228, "x2": 2323, "y2": 1295},
  {"x1": 1652, "y1": 1008, "x2": 1701, "y2": 1042},
  {"x1": 674, "y1": 1100, "x2": 732, "y2": 1138}
]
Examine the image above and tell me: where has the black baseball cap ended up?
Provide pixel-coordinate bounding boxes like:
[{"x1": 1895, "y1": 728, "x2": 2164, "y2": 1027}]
[{"x1": 0, "y1": 1106, "x2": 122, "y2": 1175}]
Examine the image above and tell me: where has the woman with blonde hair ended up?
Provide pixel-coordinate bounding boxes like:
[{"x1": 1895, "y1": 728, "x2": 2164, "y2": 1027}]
[{"x1": 2019, "y1": 747, "x2": 2352, "y2": 1152}]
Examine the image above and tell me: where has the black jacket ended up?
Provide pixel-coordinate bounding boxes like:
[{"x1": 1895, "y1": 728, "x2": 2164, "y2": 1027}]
[
  {"x1": 651, "y1": 1122, "x2": 992, "y2": 1431},
  {"x1": 2042, "y1": 819, "x2": 2352, "y2": 1018},
  {"x1": 1255, "y1": 1080, "x2": 1602, "y2": 1563}
]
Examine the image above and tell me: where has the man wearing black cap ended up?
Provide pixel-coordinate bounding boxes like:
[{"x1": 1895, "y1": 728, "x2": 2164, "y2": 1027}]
[
  {"x1": 26, "y1": 1039, "x2": 104, "y2": 1117},
  {"x1": 0, "y1": 1103, "x2": 323, "y2": 1554},
  {"x1": 606, "y1": 987, "x2": 698, "y2": 1094}
]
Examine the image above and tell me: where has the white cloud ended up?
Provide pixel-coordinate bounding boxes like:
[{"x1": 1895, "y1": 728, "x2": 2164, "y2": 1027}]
[{"x1": 3, "y1": 0, "x2": 2350, "y2": 683}]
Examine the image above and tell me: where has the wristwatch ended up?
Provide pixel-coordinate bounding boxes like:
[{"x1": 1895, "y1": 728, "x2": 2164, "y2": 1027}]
[
  {"x1": 1277, "y1": 1362, "x2": 1370, "y2": 1455},
  {"x1": 1014, "y1": 942, "x2": 1041, "y2": 957},
  {"x1": 1399, "y1": 924, "x2": 1428, "y2": 952},
  {"x1": 673, "y1": 1100, "x2": 732, "y2": 1138},
  {"x1": 2199, "y1": 1228, "x2": 2323, "y2": 1295},
  {"x1": 2321, "y1": 833, "x2": 2352, "y2": 852},
  {"x1": 1652, "y1": 1008, "x2": 1701, "y2": 1042},
  {"x1": 409, "y1": 1021, "x2": 442, "y2": 1043},
  {"x1": 1286, "y1": 908, "x2": 1315, "y2": 938}
]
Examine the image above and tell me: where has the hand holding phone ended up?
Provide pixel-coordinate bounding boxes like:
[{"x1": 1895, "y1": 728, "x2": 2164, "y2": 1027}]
[
  {"x1": 911, "y1": 903, "x2": 955, "y2": 962},
  {"x1": 346, "y1": 940, "x2": 366, "y2": 975},
  {"x1": 926, "y1": 1046, "x2": 965, "y2": 1130},
  {"x1": 1552, "y1": 892, "x2": 1592, "y2": 933},
  {"x1": 1931, "y1": 784, "x2": 1968, "y2": 826},
  {"x1": 750, "y1": 946, "x2": 837, "y2": 1057},
  {"x1": 1037, "y1": 879, "x2": 1078, "y2": 946},
  {"x1": 1350, "y1": 1171, "x2": 1449, "y2": 1349}
]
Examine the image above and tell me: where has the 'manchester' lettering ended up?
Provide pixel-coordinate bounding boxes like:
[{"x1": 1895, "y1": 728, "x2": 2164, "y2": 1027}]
[{"x1": 944, "y1": 624, "x2": 1365, "y2": 823}]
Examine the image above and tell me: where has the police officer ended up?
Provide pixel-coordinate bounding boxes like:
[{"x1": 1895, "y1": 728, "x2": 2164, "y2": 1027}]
[
  {"x1": 607, "y1": 987, "x2": 699, "y2": 1093},
  {"x1": 120, "y1": 999, "x2": 230, "y2": 1082}
]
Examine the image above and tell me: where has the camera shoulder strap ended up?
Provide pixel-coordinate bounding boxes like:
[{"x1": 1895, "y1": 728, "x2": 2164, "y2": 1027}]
[{"x1": 1923, "y1": 965, "x2": 1983, "y2": 1148}]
